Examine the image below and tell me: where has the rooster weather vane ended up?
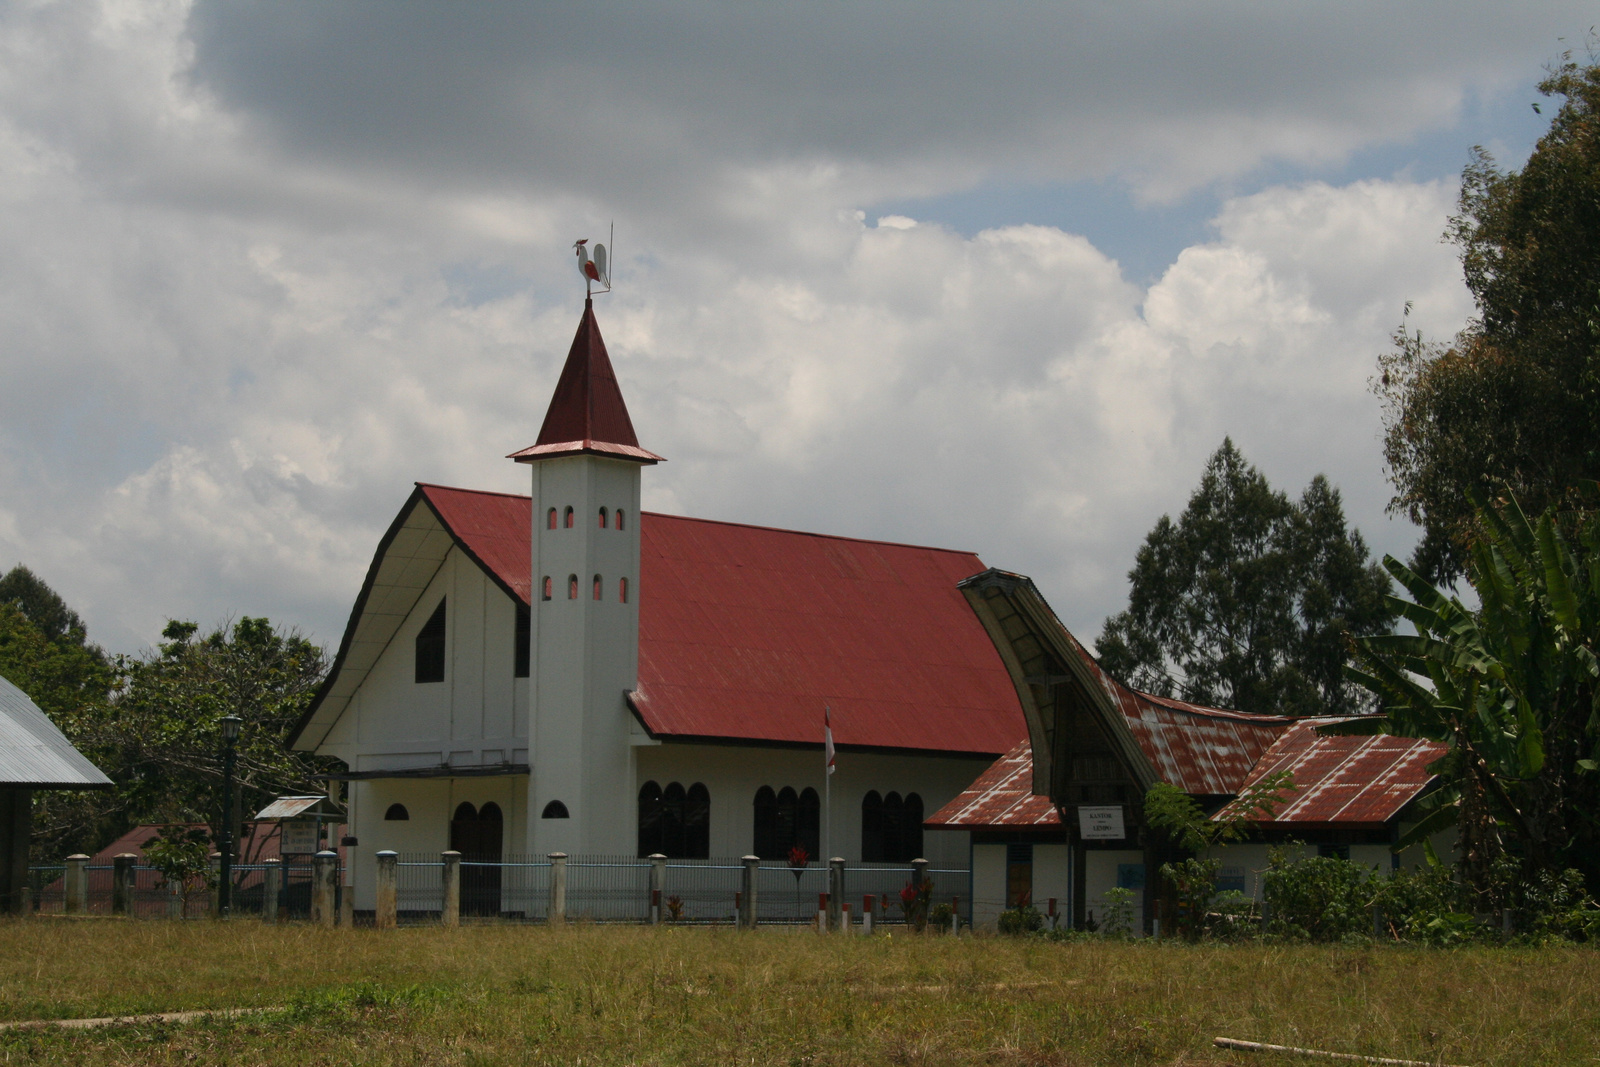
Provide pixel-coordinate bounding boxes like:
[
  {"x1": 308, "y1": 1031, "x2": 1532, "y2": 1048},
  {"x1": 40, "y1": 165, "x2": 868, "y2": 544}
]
[{"x1": 573, "y1": 224, "x2": 613, "y2": 298}]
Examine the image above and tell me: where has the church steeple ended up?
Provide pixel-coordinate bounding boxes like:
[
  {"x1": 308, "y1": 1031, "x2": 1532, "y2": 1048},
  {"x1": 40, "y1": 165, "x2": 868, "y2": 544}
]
[{"x1": 508, "y1": 298, "x2": 664, "y2": 465}]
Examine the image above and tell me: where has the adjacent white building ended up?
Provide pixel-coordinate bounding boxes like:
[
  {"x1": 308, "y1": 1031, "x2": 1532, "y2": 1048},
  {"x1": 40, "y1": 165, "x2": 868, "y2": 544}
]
[{"x1": 287, "y1": 299, "x2": 1028, "y2": 910}]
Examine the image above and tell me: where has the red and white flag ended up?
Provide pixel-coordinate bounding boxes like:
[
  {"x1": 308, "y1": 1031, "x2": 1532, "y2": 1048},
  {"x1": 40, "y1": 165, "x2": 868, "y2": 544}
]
[{"x1": 824, "y1": 705, "x2": 836, "y2": 776}]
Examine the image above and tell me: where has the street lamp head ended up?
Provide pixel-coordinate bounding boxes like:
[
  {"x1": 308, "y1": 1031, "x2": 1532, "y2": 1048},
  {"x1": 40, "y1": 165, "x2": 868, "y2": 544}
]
[{"x1": 220, "y1": 715, "x2": 243, "y2": 742}]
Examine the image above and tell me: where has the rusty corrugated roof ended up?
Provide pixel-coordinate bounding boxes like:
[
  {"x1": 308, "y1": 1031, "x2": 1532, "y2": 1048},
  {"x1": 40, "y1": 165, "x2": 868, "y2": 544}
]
[
  {"x1": 292, "y1": 486, "x2": 1027, "y2": 757},
  {"x1": 508, "y1": 298, "x2": 664, "y2": 465},
  {"x1": 1233, "y1": 719, "x2": 1444, "y2": 828},
  {"x1": 924, "y1": 740, "x2": 1062, "y2": 829}
]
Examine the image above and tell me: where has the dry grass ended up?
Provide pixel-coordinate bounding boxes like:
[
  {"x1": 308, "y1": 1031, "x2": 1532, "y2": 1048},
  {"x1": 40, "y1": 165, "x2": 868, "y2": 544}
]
[{"x1": 0, "y1": 919, "x2": 1593, "y2": 1066}]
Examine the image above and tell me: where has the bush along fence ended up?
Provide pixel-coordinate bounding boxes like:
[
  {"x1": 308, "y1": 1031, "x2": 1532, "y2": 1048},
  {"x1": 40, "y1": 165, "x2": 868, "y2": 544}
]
[{"x1": 23, "y1": 852, "x2": 969, "y2": 931}]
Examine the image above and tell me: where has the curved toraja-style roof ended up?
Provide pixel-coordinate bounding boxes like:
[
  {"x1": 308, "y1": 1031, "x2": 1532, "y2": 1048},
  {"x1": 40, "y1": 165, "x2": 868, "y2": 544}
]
[{"x1": 291, "y1": 485, "x2": 1026, "y2": 757}]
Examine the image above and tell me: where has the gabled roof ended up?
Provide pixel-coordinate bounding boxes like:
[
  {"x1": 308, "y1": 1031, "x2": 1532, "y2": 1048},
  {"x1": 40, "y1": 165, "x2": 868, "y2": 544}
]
[
  {"x1": 1236, "y1": 719, "x2": 1444, "y2": 829},
  {"x1": 290, "y1": 485, "x2": 1026, "y2": 758},
  {"x1": 924, "y1": 740, "x2": 1060, "y2": 829},
  {"x1": 0, "y1": 672, "x2": 112, "y2": 789},
  {"x1": 507, "y1": 299, "x2": 664, "y2": 465}
]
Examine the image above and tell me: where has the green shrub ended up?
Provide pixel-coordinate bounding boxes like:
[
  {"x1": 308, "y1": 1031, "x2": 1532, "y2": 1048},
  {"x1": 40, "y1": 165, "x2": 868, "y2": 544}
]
[
  {"x1": 1098, "y1": 887, "x2": 1136, "y2": 939},
  {"x1": 1261, "y1": 848, "x2": 1376, "y2": 941},
  {"x1": 997, "y1": 903, "x2": 1042, "y2": 936}
]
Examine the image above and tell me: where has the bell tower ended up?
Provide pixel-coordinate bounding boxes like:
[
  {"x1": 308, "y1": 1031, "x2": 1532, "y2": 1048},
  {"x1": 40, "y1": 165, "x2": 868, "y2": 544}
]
[{"x1": 509, "y1": 297, "x2": 663, "y2": 856}]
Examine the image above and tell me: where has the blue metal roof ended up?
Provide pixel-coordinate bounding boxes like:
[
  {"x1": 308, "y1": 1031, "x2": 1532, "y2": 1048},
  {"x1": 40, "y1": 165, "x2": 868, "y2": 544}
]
[{"x1": 0, "y1": 672, "x2": 112, "y2": 788}]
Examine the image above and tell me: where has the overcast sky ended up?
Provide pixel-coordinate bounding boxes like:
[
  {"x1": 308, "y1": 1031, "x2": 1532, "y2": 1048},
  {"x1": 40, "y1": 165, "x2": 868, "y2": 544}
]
[{"x1": 0, "y1": 2, "x2": 1588, "y2": 654}]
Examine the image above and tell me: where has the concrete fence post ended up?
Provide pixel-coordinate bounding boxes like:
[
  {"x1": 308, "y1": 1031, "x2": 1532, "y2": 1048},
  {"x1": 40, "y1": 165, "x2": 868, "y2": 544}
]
[
  {"x1": 313, "y1": 850, "x2": 341, "y2": 927},
  {"x1": 64, "y1": 854, "x2": 89, "y2": 915},
  {"x1": 371, "y1": 850, "x2": 395, "y2": 930},
  {"x1": 548, "y1": 853, "x2": 567, "y2": 924},
  {"x1": 441, "y1": 851, "x2": 461, "y2": 927},
  {"x1": 828, "y1": 857, "x2": 845, "y2": 932},
  {"x1": 862, "y1": 894, "x2": 875, "y2": 935},
  {"x1": 911, "y1": 857, "x2": 928, "y2": 888},
  {"x1": 112, "y1": 853, "x2": 137, "y2": 917},
  {"x1": 261, "y1": 859, "x2": 281, "y2": 925},
  {"x1": 207, "y1": 853, "x2": 222, "y2": 916},
  {"x1": 739, "y1": 856, "x2": 759, "y2": 930},
  {"x1": 648, "y1": 853, "x2": 666, "y2": 924}
]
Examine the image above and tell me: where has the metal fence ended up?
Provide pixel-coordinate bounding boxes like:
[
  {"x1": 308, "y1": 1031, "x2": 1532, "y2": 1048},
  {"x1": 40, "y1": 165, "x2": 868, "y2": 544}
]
[{"x1": 24, "y1": 858, "x2": 344, "y2": 920}]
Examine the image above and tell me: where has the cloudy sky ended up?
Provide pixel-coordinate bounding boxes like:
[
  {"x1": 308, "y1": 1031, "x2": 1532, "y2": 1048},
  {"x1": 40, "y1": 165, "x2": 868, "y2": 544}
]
[{"x1": 0, "y1": 2, "x2": 1588, "y2": 654}]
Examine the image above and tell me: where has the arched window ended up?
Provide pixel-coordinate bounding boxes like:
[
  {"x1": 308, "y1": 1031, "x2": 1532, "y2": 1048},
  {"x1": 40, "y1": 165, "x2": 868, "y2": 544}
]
[
  {"x1": 616, "y1": 509, "x2": 625, "y2": 531},
  {"x1": 384, "y1": 803, "x2": 409, "y2": 821},
  {"x1": 415, "y1": 599, "x2": 446, "y2": 683},
  {"x1": 592, "y1": 574, "x2": 602, "y2": 600},
  {"x1": 598, "y1": 507, "x2": 608, "y2": 529},
  {"x1": 541, "y1": 800, "x2": 569, "y2": 819},
  {"x1": 568, "y1": 574, "x2": 578, "y2": 599},
  {"x1": 619, "y1": 577, "x2": 629, "y2": 603},
  {"x1": 547, "y1": 507, "x2": 557, "y2": 530},
  {"x1": 542, "y1": 576, "x2": 552, "y2": 601},
  {"x1": 514, "y1": 603, "x2": 530, "y2": 678},
  {"x1": 862, "y1": 791, "x2": 923, "y2": 862},
  {"x1": 638, "y1": 780, "x2": 711, "y2": 858},
  {"x1": 752, "y1": 785, "x2": 820, "y2": 860},
  {"x1": 564, "y1": 506, "x2": 574, "y2": 528}
]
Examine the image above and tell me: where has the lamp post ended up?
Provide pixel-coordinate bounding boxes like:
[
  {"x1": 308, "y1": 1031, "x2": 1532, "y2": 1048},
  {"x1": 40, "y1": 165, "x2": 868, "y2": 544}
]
[{"x1": 218, "y1": 715, "x2": 242, "y2": 917}]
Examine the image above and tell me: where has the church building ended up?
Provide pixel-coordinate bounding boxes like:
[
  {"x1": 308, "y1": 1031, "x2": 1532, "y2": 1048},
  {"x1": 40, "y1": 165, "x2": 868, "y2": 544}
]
[{"x1": 286, "y1": 299, "x2": 1028, "y2": 910}]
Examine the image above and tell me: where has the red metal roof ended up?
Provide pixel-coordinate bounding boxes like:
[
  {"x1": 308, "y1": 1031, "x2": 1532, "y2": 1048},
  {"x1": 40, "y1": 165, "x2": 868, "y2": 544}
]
[
  {"x1": 508, "y1": 299, "x2": 664, "y2": 465},
  {"x1": 1235, "y1": 719, "x2": 1445, "y2": 828},
  {"x1": 924, "y1": 741, "x2": 1062, "y2": 829},
  {"x1": 418, "y1": 485, "x2": 1027, "y2": 756}
]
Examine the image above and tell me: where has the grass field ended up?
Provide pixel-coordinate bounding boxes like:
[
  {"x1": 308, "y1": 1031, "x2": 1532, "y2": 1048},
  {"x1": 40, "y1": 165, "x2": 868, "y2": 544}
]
[{"x1": 0, "y1": 920, "x2": 1594, "y2": 1066}]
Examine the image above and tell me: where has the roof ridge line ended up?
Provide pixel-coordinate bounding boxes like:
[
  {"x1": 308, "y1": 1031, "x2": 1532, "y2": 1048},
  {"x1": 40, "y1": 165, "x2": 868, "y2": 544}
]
[{"x1": 638, "y1": 511, "x2": 982, "y2": 557}]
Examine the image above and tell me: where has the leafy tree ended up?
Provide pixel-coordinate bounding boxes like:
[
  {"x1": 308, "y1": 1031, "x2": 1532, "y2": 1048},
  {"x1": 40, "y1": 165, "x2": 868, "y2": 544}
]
[
  {"x1": 1097, "y1": 439, "x2": 1395, "y2": 716},
  {"x1": 0, "y1": 565, "x2": 96, "y2": 647},
  {"x1": 1343, "y1": 492, "x2": 1600, "y2": 897},
  {"x1": 1376, "y1": 57, "x2": 1600, "y2": 583}
]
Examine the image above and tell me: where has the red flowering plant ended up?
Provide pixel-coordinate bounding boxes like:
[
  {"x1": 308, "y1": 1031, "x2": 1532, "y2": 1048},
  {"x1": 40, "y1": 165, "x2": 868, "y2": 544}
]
[
  {"x1": 899, "y1": 877, "x2": 933, "y2": 931},
  {"x1": 788, "y1": 844, "x2": 809, "y2": 886}
]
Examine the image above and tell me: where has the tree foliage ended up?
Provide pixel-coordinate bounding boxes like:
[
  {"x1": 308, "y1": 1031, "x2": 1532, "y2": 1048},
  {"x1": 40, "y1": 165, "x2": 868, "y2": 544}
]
[
  {"x1": 1, "y1": 566, "x2": 335, "y2": 862},
  {"x1": 1344, "y1": 492, "x2": 1600, "y2": 896},
  {"x1": 1376, "y1": 57, "x2": 1600, "y2": 582},
  {"x1": 1097, "y1": 439, "x2": 1395, "y2": 716}
]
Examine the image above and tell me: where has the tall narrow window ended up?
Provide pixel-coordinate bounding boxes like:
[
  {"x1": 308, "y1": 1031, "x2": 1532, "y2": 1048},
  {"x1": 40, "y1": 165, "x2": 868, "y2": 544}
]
[
  {"x1": 414, "y1": 599, "x2": 446, "y2": 683},
  {"x1": 598, "y1": 507, "x2": 608, "y2": 529},
  {"x1": 568, "y1": 574, "x2": 578, "y2": 599},
  {"x1": 752, "y1": 785, "x2": 819, "y2": 859},
  {"x1": 861, "y1": 791, "x2": 884, "y2": 862},
  {"x1": 547, "y1": 507, "x2": 557, "y2": 530},
  {"x1": 616, "y1": 509, "x2": 626, "y2": 531},
  {"x1": 862, "y1": 792, "x2": 923, "y2": 862},
  {"x1": 541, "y1": 576, "x2": 552, "y2": 601},
  {"x1": 592, "y1": 574, "x2": 602, "y2": 600},
  {"x1": 619, "y1": 577, "x2": 629, "y2": 603},
  {"x1": 514, "y1": 603, "x2": 531, "y2": 678},
  {"x1": 564, "y1": 506, "x2": 574, "y2": 528},
  {"x1": 638, "y1": 781, "x2": 710, "y2": 859}
]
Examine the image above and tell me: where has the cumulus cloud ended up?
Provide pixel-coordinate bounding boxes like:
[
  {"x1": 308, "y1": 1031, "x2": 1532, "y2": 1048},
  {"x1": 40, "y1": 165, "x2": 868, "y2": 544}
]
[{"x1": 0, "y1": 0, "x2": 1535, "y2": 653}]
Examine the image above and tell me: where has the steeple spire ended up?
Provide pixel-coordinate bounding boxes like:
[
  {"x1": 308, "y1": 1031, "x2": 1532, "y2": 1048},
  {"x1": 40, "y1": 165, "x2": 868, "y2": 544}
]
[{"x1": 509, "y1": 298, "x2": 664, "y2": 465}]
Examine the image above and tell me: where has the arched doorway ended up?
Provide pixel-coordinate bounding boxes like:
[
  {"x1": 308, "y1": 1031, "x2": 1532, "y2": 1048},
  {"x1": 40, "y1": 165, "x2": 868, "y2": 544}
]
[{"x1": 450, "y1": 801, "x2": 503, "y2": 916}]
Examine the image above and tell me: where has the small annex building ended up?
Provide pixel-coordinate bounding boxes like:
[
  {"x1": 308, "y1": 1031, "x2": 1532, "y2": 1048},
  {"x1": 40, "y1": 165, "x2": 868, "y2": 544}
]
[
  {"x1": 928, "y1": 570, "x2": 1447, "y2": 932},
  {"x1": 287, "y1": 299, "x2": 1028, "y2": 911},
  {"x1": 0, "y1": 671, "x2": 112, "y2": 913}
]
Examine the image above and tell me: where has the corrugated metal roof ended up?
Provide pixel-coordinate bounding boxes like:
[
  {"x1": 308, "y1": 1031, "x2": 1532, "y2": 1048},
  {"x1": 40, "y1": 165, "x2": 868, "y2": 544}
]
[
  {"x1": 1232, "y1": 719, "x2": 1444, "y2": 827},
  {"x1": 925, "y1": 740, "x2": 1062, "y2": 829},
  {"x1": 292, "y1": 487, "x2": 1027, "y2": 757},
  {"x1": 253, "y1": 795, "x2": 341, "y2": 820},
  {"x1": 508, "y1": 299, "x2": 663, "y2": 465},
  {"x1": 0, "y1": 672, "x2": 112, "y2": 788}
]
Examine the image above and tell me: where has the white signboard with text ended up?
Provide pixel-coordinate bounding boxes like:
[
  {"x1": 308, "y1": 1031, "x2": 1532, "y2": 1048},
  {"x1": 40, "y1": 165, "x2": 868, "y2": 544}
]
[
  {"x1": 281, "y1": 820, "x2": 319, "y2": 855},
  {"x1": 1077, "y1": 805, "x2": 1126, "y2": 840}
]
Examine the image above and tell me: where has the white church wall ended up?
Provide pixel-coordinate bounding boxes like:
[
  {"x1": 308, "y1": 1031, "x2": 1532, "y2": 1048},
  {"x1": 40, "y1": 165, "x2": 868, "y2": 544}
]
[
  {"x1": 635, "y1": 743, "x2": 985, "y2": 867},
  {"x1": 319, "y1": 548, "x2": 529, "y2": 774}
]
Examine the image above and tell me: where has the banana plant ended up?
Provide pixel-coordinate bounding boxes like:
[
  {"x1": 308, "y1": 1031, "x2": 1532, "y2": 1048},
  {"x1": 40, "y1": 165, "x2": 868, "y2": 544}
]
[{"x1": 1338, "y1": 492, "x2": 1600, "y2": 892}]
